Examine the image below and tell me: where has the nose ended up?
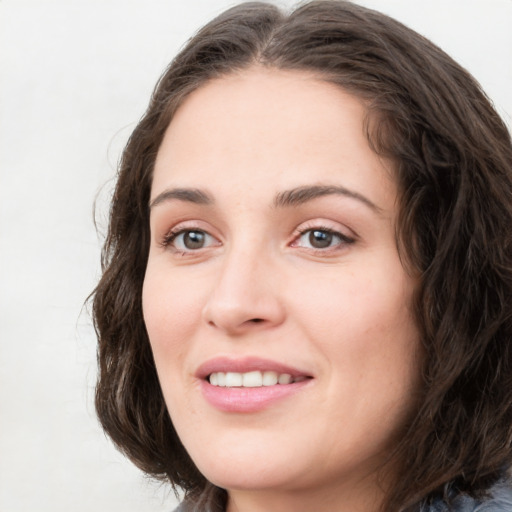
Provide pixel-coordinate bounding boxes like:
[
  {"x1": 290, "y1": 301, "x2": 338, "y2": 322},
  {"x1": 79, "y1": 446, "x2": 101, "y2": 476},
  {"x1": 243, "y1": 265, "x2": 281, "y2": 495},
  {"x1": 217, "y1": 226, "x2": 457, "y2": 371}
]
[{"x1": 201, "y1": 246, "x2": 285, "y2": 336}]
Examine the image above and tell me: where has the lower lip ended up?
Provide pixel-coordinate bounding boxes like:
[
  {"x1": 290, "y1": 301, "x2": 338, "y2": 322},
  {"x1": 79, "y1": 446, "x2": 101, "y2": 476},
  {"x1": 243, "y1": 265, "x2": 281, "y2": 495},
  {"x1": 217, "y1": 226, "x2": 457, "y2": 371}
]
[{"x1": 200, "y1": 379, "x2": 311, "y2": 413}]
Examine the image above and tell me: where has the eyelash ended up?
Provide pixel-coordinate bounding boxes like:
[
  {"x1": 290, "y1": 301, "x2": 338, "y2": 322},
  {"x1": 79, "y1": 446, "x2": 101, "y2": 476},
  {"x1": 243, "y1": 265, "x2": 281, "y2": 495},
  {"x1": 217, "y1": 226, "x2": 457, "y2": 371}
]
[
  {"x1": 160, "y1": 227, "x2": 216, "y2": 253},
  {"x1": 160, "y1": 224, "x2": 355, "y2": 255},
  {"x1": 293, "y1": 225, "x2": 355, "y2": 252}
]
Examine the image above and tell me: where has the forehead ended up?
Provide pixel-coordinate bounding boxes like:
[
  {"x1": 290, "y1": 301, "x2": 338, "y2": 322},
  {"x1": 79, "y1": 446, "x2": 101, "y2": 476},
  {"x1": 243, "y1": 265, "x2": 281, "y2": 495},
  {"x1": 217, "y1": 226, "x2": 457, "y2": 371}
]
[{"x1": 152, "y1": 67, "x2": 396, "y2": 209}]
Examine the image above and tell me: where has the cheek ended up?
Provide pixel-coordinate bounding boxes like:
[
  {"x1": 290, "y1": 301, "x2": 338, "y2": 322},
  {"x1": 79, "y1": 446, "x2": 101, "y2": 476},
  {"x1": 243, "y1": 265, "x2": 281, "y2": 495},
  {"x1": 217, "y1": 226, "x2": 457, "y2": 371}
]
[
  {"x1": 292, "y1": 264, "x2": 414, "y2": 334},
  {"x1": 142, "y1": 263, "x2": 203, "y2": 365},
  {"x1": 141, "y1": 264, "x2": 208, "y2": 423},
  {"x1": 290, "y1": 261, "x2": 419, "y2": 387}
]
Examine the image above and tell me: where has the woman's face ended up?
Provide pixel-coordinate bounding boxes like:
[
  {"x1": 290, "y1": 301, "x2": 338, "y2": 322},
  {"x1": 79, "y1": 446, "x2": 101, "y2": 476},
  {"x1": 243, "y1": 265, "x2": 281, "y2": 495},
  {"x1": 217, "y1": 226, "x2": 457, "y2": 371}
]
[{"x1": 143, "y1": 68, "x2": 421, "y2": 509}]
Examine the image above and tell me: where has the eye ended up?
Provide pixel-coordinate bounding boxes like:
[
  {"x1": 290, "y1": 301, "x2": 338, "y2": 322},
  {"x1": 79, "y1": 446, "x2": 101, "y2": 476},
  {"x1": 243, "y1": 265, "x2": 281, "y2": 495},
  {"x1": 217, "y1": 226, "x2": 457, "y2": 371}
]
[
  {"x1": 164, "y1": 229, "x2": 218, "y2": 252},
  {"x1": 294, "y1": 228, "x2": 354, "y2": 250}
]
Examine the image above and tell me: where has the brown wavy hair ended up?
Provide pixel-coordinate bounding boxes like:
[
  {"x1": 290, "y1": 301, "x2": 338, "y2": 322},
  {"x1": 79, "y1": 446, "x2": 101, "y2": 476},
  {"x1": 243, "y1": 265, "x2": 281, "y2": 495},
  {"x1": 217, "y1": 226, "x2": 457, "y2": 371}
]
[{"x1": 92, "y1": 1, "x2": 512, "y2": 510}]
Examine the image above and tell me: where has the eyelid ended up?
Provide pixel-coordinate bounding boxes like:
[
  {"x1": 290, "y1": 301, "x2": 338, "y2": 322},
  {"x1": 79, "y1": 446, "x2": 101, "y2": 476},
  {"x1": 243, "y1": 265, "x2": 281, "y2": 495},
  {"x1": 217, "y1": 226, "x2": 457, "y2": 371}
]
[
  {"x1": 158, "y1": 221, "x2": 221, "y2": 252},
  {"x1": 292, "y1": 219, "x2": 356, "y2": 239},
  {"x1": 289, "y1": 220, "x2": 356, "y2": 252},
  {"x1": 166, "y1": 229, "x2": 216, "y2": 248}
]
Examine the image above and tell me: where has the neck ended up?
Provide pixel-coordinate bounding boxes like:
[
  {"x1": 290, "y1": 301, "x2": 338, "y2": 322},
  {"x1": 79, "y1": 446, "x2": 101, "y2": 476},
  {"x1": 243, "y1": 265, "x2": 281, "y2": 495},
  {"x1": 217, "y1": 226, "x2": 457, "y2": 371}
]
[{"x1": 225, "y1": 472, "x2": 388, "y2": 512}]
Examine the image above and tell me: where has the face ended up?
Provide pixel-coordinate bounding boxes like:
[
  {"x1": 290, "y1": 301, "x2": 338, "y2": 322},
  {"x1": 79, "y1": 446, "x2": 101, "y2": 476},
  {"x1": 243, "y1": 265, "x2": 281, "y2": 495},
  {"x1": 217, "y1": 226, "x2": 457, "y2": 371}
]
[{"x1": 143, "y1": 67, "x2": 420, "y2": 509}]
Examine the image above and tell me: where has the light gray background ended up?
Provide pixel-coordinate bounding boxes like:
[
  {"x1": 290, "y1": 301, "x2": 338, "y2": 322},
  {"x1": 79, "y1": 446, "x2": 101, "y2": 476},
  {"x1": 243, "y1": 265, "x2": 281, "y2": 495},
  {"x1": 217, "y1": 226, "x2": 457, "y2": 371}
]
[{"x1": 1, "y1": 1, "x2": 511, "y2": 511}]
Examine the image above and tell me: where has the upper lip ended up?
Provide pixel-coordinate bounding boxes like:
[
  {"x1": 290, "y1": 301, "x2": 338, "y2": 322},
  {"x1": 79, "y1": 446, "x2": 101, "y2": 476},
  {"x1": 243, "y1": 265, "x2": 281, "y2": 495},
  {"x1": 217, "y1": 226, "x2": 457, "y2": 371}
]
[{"x1": 195, "y1": 357, "x2": 312, "y2": 380}]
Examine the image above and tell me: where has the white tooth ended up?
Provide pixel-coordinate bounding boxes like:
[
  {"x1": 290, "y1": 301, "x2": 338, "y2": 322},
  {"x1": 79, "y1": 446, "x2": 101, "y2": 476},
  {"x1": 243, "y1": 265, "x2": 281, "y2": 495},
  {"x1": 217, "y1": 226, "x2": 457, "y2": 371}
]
[
  {"x1": 262, "y1": 371, "x2": 278, "y2": 386},
  {"x1": 209, "y1": 371, "x2": 298, "y2": 387},
  {"x1": 242, "y1": 371, "x2": 263, "y2": 387},
  {"x1": 278, "y1": 373, "x2": 292, "y2": 385},
  {"x1": 225, "y1": 372, "x2": 243, "y2": 387}
]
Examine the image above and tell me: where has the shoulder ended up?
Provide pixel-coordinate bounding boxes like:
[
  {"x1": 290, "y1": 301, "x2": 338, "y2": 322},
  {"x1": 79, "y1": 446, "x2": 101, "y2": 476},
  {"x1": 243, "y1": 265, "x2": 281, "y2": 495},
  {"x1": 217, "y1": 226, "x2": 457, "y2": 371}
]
[{"x1": 424, "y1": 478, "x2": 512, "y2": 512}]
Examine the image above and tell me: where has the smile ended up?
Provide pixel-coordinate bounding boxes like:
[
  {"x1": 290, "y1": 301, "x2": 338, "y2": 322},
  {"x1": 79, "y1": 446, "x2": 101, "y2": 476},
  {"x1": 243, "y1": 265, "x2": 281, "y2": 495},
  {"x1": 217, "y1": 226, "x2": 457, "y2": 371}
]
[
  {"x1": 198, "y1": 358, "x2": 313, "y2": 412},
  {"x1": 208, "y1": 370, "x2": 309, "y2": 387}
]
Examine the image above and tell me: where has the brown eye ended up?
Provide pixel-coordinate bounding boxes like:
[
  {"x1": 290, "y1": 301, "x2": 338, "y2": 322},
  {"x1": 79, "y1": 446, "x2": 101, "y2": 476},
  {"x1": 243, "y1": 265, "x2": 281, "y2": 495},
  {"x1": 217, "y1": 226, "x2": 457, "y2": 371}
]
[
  {"x1": 294, "y1": 228, "x2": 354, "y2": 251},
  {"x1": 309, "y1": 230, "x2": 333, "y2": 249},
  {"x1": 183, "y1": 231, "x2": 206, "y2": 249},
  {"x1": 167, "y1": 229, "x2": 218, "y2": 252}
]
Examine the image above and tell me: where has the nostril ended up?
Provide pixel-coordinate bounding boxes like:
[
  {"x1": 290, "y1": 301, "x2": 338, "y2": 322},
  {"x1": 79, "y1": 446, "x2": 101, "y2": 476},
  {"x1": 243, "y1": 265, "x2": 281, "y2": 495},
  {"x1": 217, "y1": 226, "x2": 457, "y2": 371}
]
[{"x1": 251, "y1": 318, "x2": 264, "y2": 323}]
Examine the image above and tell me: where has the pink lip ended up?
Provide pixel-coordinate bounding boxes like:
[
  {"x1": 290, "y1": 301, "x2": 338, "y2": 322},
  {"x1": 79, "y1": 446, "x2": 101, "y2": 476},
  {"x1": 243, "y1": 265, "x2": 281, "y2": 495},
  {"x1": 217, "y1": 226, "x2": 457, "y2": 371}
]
[{"x1": 196, "y1": 357, "x2": 313, "y2": 413}]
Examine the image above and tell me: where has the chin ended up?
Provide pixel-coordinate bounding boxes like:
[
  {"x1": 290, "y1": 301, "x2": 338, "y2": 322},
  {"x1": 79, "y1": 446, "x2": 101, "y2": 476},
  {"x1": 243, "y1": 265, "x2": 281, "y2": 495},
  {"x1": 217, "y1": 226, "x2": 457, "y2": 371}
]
[
  {"x1": 198, "y1": 458, "x2": 308, "y2": 493},
  {"x1": 179, "y1": 427, "x2": 313, "y2": 491}
]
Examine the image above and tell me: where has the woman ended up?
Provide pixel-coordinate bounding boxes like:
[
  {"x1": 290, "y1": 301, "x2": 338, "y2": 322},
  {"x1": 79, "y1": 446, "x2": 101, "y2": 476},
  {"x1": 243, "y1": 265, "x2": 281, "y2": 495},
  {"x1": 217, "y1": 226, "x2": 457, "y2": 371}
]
[{"x1": 92, "y1": 1, "x2": 512, "y2": 511}]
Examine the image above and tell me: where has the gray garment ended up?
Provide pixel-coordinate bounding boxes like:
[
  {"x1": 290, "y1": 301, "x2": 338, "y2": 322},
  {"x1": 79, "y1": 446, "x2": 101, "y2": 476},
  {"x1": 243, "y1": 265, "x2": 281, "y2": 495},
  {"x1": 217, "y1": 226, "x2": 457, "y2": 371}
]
[
  {"x1": 422, "y1": 479, "x2": 512, "y2": 512},
  {"x1": 172, "y1": 479, "x2": 512, "y2": 511}
]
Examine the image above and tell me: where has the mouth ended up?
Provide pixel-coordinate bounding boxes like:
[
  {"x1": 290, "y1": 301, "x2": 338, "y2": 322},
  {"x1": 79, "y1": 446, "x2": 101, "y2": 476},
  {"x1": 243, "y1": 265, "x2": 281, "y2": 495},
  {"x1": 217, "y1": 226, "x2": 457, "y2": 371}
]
[
  {"x1": 197, "y1": 356, "x2": 313, "y2": 384},
  {"x1": 197, "y1": 357, "x2": 313, "y2": 412},
  {"x1": 208, "y1": 370, "x2": 310, "y2": 387}
]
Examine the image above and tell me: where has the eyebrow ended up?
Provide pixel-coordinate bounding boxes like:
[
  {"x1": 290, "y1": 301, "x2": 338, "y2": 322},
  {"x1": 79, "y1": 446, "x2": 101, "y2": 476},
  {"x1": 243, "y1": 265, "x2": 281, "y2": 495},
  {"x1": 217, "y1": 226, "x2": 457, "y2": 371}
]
[
  {"x1": 273, "y1": 185, "x2": 382, "y2": 213},
  {"x1": 149, "y1": 188, "x2": 213, "y2": 209},
  {"x1": 149, "y1": 184, "x2": 381, "y2": 213}
]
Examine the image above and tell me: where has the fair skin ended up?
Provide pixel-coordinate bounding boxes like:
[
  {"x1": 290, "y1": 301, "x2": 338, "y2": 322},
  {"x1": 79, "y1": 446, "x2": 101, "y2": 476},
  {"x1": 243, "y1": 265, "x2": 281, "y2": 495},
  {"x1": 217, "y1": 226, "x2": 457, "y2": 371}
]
[{"x1": 143, "y1": 67, "x2": 421, "y2": 512}]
